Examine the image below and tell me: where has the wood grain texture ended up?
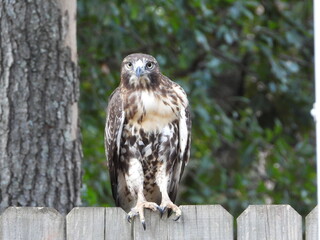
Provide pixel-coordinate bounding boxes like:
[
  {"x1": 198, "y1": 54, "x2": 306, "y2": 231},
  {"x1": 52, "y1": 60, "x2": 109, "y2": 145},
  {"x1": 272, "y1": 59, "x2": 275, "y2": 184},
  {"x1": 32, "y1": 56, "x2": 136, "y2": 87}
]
[
  {"x1": 0, "y1": 207, "x2": 64, "y2": 240},
  {"x1": 66, "y1": 207, "x2": 105, "y2": 240},
  {"x1": 133, "y1": 205, "x2": 233, "y2": 240},
  {"x1": 237, "y1": 205, "x2": 302, "y2": 240},
  {"x1": 306, "y1": 206, "x2": 318, "y2": 240},
  {"x1": 105, "y1": 207, "x2": 132, "y2": 240}
]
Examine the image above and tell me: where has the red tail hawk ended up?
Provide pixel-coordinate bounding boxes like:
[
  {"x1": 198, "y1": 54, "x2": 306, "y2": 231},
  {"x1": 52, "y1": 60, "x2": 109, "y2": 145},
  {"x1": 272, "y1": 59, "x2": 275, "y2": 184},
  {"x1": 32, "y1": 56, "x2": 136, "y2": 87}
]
[{"x1": 105, "y1": 53, "x2": 191, "y2": 230}]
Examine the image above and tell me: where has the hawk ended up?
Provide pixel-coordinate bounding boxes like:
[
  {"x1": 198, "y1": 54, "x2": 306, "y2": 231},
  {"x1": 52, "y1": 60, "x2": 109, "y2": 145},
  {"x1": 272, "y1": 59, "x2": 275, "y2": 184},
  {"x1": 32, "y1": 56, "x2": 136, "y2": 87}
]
[{"x1": 105, "y1": 53, "x2": 191, "y2": 229}]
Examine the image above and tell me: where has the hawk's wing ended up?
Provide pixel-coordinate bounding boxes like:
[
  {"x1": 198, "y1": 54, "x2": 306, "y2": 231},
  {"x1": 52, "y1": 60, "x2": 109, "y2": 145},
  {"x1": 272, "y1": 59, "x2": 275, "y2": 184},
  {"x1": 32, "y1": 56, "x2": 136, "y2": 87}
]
[
  {"x1": 105, "y1": 87, "x2": 125, "y2": 206},
  {"x1": 168, "y1": 104, "x2": 192, "y2": 203}
]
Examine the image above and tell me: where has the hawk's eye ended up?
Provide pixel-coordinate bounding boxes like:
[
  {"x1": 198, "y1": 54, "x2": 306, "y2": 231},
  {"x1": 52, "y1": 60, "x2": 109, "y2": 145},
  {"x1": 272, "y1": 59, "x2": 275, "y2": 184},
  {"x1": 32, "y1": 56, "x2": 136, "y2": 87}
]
[
  {"x1": 146, "y1": 62, "x2": 154, "y2": 70},
  {"x1": 126, "y1": 62, "x2": 133, "y2": 70}
]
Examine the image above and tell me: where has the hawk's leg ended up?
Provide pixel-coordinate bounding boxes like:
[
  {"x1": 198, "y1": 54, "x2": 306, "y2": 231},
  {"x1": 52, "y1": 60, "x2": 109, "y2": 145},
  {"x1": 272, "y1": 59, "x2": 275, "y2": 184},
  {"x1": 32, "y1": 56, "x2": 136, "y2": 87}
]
[
  {"x1": 156, "y1": 165, "x2": 182, "y2": 221},
  {"x1": 125, "y1": 158, "x2": 160, "y2": 230}
]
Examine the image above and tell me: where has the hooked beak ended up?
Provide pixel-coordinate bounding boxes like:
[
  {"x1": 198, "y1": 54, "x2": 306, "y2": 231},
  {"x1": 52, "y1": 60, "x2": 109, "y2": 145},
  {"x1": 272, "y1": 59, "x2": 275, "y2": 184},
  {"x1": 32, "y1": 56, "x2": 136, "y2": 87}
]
[{"x1": 135, "y1": 67, "x2": 144, "y2": 77}]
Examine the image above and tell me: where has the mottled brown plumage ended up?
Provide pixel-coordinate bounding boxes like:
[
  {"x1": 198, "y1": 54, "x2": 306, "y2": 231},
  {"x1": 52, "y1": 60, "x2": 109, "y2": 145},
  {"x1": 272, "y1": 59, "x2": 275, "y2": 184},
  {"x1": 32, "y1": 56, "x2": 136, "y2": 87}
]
[{"x1": 105, "y1": 53, "x2": 191, "y2": 229}]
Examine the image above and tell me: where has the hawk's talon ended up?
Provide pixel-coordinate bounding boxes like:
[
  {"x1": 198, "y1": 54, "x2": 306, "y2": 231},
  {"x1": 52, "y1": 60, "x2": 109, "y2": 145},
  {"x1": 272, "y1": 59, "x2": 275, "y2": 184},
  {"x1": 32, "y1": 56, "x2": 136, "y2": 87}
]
[
  {"x1": 127, "y1": 215, "x2": 132, "y2": 223},
  {"x1": 156, "y1": 205, "x2": 163, "y2": 212},
  {"x1": 156, "y1": 205, "x2": 164, "y2": 217},
  {"x1": 173, "y1": 215, "x2": 181, "y2": 221},
  {"x1": 142, "y1": 220, "x2": 146, "y2": 230},
  {"x1": 159, "y1": 206, "x2": 167, "y2": 218}
]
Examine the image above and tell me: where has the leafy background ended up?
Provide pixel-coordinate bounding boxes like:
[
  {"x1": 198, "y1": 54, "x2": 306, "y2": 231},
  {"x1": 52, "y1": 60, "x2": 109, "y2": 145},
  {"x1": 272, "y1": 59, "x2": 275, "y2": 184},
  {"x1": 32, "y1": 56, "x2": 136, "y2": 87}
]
[{"x1": 77, "y1": 0, "x2": 315, "y2": 217}]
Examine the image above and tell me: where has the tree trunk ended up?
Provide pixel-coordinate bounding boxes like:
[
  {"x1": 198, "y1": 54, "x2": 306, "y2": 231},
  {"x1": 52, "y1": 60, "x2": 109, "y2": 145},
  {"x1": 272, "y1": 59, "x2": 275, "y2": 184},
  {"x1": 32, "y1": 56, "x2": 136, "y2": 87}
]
[{"x1": 0, "y1": 0, "x2": 81, "y2": 214}]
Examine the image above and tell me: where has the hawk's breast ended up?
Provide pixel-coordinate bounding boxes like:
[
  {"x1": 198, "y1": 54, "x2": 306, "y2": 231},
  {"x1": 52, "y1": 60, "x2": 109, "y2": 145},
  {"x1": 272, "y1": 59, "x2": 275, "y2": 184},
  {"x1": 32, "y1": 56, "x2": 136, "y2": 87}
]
[{"x1": 126, "y1": 90, "x2": 179, "y2": 132}]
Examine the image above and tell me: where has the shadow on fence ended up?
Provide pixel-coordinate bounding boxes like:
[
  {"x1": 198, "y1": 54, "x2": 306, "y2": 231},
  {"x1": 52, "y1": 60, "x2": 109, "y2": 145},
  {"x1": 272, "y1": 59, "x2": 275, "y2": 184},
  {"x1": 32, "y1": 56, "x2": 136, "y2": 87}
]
[{"x1": 0, "y1": 205, "x2": 318, "y2": 240}]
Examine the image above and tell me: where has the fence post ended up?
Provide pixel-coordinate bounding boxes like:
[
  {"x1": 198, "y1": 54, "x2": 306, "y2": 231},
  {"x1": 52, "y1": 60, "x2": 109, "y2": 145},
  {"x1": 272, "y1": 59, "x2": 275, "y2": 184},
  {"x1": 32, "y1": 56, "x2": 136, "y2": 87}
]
[
  {"x1": 237, "y1": 205, "x2": 302, "y2": 240},
  {"x1": 306, "y1": 206, "x2": 318, "y2": 240},
  {"x1": 0, "y1": 207, "x2": 64, "y2": 240},
  {"x1": 66, "y1": 207, "x2": 105, "y2": 240}
]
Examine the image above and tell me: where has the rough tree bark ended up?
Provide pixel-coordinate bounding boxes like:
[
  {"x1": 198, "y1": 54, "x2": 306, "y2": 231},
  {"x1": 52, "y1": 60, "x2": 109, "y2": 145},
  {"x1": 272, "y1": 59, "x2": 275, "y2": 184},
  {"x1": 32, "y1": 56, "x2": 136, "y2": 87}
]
[{"x1": 0, "y1": 0, "x2": 82, "y2": 214}]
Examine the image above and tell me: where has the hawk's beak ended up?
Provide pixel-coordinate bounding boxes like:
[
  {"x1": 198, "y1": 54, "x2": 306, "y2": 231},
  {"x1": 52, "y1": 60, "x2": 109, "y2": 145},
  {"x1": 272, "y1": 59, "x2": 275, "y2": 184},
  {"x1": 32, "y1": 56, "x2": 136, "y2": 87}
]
[{"x1": 135, "y1": 67, "x2": 144, "y2": 77}]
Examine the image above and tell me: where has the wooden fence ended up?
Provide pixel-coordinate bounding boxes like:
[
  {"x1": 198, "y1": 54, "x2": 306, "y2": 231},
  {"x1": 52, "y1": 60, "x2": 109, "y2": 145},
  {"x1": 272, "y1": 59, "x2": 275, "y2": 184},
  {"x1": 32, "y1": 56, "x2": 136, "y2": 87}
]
[{"x1": 0, "y1": 205, "x2": 318, "y2": 240}]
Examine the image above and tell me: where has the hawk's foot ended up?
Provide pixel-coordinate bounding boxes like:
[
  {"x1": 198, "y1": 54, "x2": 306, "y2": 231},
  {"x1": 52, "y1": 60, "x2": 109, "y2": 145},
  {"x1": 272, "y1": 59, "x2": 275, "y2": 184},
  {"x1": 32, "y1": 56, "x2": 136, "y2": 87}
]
[
  {"x1": 127, "y1": 201, "x2": 161, "y2": 230},
  {"x1": 159, "y1": 201, "x2": 181, "y2": 221}
]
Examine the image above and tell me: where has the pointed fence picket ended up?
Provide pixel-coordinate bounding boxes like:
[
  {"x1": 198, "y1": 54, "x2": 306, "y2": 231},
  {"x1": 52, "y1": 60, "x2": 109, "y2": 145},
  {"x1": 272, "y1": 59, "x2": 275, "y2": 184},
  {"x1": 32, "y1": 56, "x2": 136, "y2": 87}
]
[
  {"x1": 237, "y1": 205, "x2": 302, "y2": 240},
  {"x1": 0, "y1": 205, "x2": 317, "y2": 240},
  {"x1": 306, "y1": 206, "x2": 318, "y2": 240},
  {"x1": 0, "y1": 207, "x2": 64, "y2": 240},
  {"x1": 67, "y1": 207, "x2": 105, "y2": 240}
]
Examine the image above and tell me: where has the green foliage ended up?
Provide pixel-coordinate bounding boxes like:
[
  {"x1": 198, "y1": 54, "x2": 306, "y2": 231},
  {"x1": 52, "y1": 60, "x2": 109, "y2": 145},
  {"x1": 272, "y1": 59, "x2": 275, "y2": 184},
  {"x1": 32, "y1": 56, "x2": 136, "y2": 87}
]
[{"x1": 78, "y1": 0, "x2": 315, "y2": 216}]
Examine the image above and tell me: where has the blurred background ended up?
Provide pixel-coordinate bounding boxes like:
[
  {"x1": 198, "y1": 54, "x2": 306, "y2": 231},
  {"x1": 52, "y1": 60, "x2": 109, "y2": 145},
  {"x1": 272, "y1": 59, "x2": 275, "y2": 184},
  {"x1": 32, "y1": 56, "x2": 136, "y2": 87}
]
[{"x1": 77, "y1": 0, "x2": 315, "y2": 217}]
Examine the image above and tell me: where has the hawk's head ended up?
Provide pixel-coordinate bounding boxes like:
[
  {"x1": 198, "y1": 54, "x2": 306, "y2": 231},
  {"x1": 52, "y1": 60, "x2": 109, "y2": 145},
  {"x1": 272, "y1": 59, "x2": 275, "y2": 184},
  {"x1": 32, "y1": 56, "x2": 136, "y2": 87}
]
[{"x1": 120, "y1": 53, "x2": 161, "y2": 90}]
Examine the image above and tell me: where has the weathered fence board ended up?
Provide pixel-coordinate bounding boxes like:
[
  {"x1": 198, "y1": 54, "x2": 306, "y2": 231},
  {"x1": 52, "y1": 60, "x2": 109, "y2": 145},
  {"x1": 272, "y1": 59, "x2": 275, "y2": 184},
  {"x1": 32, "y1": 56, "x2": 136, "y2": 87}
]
[
  {"x1": 237, "y1": 205, "x2": 302, "y2": 240},
  {"x1": 168, "y1": 205, "x2": 233, "y2": 240},
  {"x1": 0, "y1": 207, "x2": 64, "y2": 240},
  {"x1": 105, "y1": 207, "x2": 132, "y2": 239},
  {"x1": 306, "y1": 206, "x2": 318, "y2": 240},
  {"x1": 67, "y1": 207, "x2": 105, "y2": 240},
  {"x1": 132, "y1": 205, "x2": 233, "y2": 240}
]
